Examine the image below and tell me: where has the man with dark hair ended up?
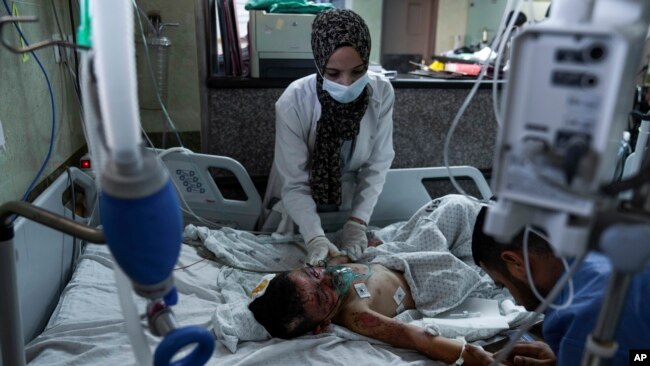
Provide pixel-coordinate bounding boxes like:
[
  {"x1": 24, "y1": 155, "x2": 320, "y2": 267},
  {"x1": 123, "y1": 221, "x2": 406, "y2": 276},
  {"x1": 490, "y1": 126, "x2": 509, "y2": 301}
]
[{"x1": 468, "y1": 206, "x2": 650, "y2": 365}]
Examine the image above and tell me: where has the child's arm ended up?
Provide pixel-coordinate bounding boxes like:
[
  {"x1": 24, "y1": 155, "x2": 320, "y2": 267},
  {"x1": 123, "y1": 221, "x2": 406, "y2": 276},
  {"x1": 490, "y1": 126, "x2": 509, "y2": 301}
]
[{"x1": 338, "y1": 306, "x2": 467, "y2": 364}]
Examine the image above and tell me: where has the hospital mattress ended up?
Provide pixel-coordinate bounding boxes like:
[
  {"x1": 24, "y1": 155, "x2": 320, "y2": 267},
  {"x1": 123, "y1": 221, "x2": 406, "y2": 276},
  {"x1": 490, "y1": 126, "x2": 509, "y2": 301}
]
[
  {"x1": 25, "y1": 243, "x2": 444, "y2": 366},
  {"x1": 20, "y1": 189, "x2": 536, "y2": 366}
]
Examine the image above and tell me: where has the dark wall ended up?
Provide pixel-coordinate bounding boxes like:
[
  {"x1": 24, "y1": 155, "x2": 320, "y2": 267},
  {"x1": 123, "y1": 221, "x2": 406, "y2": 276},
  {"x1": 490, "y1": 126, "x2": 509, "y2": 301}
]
[{"x1": 206, "y1": 86, "x2": 498, "y2": 182}]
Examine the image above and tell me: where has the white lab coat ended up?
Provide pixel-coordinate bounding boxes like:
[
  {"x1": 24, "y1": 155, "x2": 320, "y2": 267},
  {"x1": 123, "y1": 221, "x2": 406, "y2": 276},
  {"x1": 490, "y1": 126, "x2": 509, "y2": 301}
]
[{"x1": 260, "y1": 71, "x2": 395, "y2": 243}]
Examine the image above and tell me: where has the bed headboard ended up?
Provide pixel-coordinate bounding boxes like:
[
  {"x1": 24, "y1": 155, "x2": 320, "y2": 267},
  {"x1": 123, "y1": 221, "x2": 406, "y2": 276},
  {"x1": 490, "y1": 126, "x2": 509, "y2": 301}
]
[
  {"x1": 12, "y1": 168, "x2": 98, "y2": 344},
  {"x1": 320, "y1": 166, "x2": 492, "y2": 231}
]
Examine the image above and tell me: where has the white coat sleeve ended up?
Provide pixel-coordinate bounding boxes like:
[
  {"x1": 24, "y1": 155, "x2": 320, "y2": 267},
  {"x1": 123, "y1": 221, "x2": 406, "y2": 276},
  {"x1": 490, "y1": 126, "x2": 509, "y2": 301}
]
[
  {"x1": 274, "y1": 98, "x2": 325, "y2": 244},
  {"x1": 350, "y1": 82, "x2": 395, "y2": 223}
]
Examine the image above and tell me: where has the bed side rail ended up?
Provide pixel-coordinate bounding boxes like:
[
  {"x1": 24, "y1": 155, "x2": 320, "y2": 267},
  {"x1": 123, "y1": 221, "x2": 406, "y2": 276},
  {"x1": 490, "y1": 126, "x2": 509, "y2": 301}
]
[
  {"x1": 160, "y1": 151, "x2": 262, "y2": 230},
  {"x1": 11, "y1": 168, "x2": 97, "y2": 345}
]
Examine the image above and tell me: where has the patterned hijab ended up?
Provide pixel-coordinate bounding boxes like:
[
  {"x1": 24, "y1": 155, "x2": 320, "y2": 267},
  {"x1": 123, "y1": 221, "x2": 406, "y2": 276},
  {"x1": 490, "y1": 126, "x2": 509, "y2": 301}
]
[{"x1": 309, "y1": 8, "x2": 371, "y2": 205}]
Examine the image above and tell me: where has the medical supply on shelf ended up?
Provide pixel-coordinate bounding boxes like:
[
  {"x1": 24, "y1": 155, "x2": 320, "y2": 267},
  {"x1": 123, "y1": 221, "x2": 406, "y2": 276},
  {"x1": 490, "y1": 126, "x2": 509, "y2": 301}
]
[{"x1": 444, "y1": 63, "x2": 481, "y2": 76}]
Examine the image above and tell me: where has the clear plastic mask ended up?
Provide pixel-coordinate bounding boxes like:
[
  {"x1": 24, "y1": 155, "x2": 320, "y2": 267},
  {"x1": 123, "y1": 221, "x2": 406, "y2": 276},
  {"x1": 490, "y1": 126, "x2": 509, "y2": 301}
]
[{"x1": 325, "y1": 265, "x2": 371, "y2": 297}]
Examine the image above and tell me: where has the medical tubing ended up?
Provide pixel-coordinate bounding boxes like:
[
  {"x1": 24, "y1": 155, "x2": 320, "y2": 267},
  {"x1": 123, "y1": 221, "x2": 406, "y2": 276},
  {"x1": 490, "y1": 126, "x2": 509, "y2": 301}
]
[
  {"x1": 630, "y1": 119, "x2": 649, "y2": 175},
  {"x1": 489, "y1": 0, "x2": 517, "y2": 127},
  {"x1": 442, "y1": 68, "x2": 490, "y2": 202},
  {"x1": 64, "y1": 168, "x2": 79, "y2": 288},
  {"x1": 490, "y1": 251, "x2": 587, "y2": 366},
  {"x1": 133, "y1": 0, "x2": 184, "y2": 148},
  {"x1": 92, "y1": 0, "x2": 142, "y2": 165},
  {"x1": 114, "y1": 265, "x2": 154, "y2": 366},
  {"x1": 490, "y1": 0, "x2": 516, "y2": 127},
  {"x1": 153, "y1": 326, "x2": 215, "y2": 366},
  {"x1": 67, "y1": 0, "x2": 81, "y2": 84},
  {"x1": 492, "y1": 0, "x2": 525, "y2": 128},
  {"x1": 2, "y1": 0, "x2": 57, "y2": 204},
  {"x1": 141, "y1": 124, "x2": 157, "y2": 148},
  {"x1": 134, "y1": 1, "x2": 158, "y2": 36},
  {"x1": 442, "y1": 1, "x2": 520, "y2": 203},
  {"x1": 80, "y1": 52, "x2": 110, "y2": 186},
  {"x1": 523, "y1": 226, "x2": 575, "y2": 310},
  {"x1": 185, "y1": 240, "x2": 303, "y2": 273}
]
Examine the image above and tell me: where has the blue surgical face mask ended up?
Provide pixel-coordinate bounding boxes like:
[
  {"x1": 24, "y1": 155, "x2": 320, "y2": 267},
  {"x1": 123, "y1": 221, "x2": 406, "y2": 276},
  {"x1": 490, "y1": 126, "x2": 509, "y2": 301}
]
[{"x1": 322, "y1": 73, "x2": 369, "y2": 104}]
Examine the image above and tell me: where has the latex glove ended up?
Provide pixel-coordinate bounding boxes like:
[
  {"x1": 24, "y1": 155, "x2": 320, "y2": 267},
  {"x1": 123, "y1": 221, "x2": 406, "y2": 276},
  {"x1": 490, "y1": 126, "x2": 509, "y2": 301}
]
[
  {"x1": 340, "y1": 220, "x2": 368, "y2": 261},
  {"x1": 305, "y1": 236, "x2": 341, "y2": 266}
]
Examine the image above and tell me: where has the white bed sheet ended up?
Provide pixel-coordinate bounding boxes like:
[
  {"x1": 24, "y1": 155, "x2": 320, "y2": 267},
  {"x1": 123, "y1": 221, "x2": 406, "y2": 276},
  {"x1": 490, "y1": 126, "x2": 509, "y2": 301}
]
[
  {"x1": 25, "y1": 196, "x2": 535, "y2": 366},
  {"x1": 25, "y1": 244, "x2": 438, "y2": 366},
  {"x1": 192, "y1": 195, "x2": 536, "y2": 356}
]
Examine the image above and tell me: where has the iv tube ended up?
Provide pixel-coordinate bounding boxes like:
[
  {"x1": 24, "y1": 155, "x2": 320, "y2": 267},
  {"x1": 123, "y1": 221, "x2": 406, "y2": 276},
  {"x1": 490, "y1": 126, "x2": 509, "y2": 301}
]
[{"x1": 91, "y1": 0, "x2": 143, "y2": 167}]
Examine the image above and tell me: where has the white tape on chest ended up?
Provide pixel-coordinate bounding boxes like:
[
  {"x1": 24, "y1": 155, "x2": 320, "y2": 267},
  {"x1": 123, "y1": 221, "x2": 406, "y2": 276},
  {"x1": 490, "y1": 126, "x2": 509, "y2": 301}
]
[
  {"x1": 393, "y1": 286, "x2": 405, "y2": 305},
  {"x1": 354, "y1": 283, "x2": 371, "y2": 298}
]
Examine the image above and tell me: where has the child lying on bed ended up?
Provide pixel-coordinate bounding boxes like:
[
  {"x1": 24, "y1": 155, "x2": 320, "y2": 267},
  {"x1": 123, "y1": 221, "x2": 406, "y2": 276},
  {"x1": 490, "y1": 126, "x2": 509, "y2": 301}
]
[{"x1": 249, "y1": 194, "x2": 501, "y2": 365}]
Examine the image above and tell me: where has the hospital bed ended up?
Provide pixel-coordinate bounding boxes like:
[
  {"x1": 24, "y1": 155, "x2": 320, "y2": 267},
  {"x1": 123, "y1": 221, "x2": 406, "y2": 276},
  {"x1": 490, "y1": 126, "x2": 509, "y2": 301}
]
[
  {"x1": 160, "y1": 150, "x2": 492, "y2": 231},
  {"x1": 7, "y1": 153, "x2": 516, "y2": 366}
]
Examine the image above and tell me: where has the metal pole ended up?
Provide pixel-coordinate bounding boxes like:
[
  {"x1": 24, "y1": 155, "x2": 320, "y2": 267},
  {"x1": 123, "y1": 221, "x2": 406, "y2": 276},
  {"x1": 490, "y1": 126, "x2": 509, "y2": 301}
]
[
  {"x1": 0, "y1": 227, "x2": 26, "y2": 366},
  {"x1": 582, "y1": 272, "x2": 632, "y2": 366},
  {"x1": 0, "y1": 201, "x2": 105, "y2": 243},
  {"x1": 0, "y1": 202, "x2": 104, "y2": 366}
]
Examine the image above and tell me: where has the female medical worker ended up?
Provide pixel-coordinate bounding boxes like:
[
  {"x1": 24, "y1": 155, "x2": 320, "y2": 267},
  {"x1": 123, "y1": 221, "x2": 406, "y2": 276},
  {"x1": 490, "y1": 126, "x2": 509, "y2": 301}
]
[{"x1": 259, "y1": 8, "x2": 395, "y2": 266}]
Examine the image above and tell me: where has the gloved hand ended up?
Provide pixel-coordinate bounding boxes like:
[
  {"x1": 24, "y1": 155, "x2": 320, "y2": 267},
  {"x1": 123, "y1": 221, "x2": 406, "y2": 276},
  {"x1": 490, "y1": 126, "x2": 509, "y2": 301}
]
[
  {"x1": 340, "y1": 219, "x2": 368, "y2": 261},
  {"x1": 305, "y1": 236, "x2": 341, "y2": 266}
]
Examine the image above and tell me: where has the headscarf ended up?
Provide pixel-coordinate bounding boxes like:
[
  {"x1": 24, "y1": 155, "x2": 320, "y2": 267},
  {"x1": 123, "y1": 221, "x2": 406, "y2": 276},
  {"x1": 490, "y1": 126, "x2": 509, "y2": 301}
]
[{"x1": 309, "y1": 8, "x2": 371, "y2": 206}]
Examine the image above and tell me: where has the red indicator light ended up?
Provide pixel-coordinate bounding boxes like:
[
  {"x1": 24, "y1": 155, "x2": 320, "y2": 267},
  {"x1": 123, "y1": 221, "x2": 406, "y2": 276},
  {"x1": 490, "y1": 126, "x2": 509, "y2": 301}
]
[{"x1": 81, "y1": 160, "x2": 91, "y2": 169}]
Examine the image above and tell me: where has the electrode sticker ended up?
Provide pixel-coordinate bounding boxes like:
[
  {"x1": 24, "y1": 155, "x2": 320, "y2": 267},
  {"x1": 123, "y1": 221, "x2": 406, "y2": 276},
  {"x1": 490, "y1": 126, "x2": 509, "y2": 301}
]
[
  {"x1": 354, "y1": 283, "x2": 371, "y2": 298},
  {"x1": 393, "y1": 287, "x2": 406, "y2": 305}
]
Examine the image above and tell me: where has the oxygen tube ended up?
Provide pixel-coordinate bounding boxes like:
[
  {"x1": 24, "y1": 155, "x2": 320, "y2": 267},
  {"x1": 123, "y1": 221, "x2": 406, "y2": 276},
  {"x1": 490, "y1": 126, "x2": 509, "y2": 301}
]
[{"x1": 87, "y1": 0, "x2": 214, "y2": 364}]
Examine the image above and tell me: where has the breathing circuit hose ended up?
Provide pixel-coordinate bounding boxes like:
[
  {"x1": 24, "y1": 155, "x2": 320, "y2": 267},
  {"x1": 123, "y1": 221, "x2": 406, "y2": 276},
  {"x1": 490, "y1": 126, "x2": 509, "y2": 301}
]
[{"x1": 154, "y1": 326, "x2": 215, "y2": 366}]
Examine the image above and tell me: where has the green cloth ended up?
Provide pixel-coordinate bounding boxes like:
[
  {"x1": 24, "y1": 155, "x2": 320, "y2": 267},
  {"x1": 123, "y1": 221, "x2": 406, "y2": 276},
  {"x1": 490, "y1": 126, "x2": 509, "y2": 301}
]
[
  {"x1": 245, "y1": 0, "x2": 305, "y2": 11},
  {"x1": 245, "y1": 0, "x2": 334, "y2": 14},
  {"x1": 269, "y1": 2, "x2": 334, "y2": 14}
]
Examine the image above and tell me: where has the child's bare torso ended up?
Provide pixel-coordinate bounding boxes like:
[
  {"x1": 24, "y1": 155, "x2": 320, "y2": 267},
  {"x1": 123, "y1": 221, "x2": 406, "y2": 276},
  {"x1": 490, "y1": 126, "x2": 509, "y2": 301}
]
[{"x1": 332, "y1": 263, "x2": 416, "y2": 324}]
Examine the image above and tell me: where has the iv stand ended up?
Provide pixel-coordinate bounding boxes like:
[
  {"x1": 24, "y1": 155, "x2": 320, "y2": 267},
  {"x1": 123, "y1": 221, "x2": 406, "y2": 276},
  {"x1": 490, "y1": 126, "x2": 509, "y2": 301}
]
[{"x1": 582, "y1": 124, "x2": 650, "y2": 365}]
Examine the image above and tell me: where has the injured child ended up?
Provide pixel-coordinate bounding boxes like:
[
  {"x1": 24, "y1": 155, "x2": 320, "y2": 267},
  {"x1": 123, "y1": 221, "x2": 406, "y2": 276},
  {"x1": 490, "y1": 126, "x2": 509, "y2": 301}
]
[{"x1": 248, "y1": 194, "x2": 518, "y2": 365}]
